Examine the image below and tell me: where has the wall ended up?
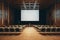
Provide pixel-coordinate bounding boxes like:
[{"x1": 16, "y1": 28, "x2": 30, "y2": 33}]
[
  {"x1": 0, "y1": 3, "x2": 2, "y2": 25},
  {"x1": 55, "y1": 3, "x2": 60, "y2": 26},
  {"x1": 0, "y1": 2, "x2": 11, "y2": 26},
  {"x1": 52, "y1": 3, "x2": 60, "y2": 26}
]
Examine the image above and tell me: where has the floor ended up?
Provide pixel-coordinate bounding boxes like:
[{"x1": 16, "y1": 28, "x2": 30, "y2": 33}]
[{"x1": 0, "y1": 27, "x2": 60, "y2": 40}]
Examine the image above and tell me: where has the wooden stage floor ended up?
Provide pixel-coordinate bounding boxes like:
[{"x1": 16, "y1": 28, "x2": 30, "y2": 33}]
[{"x1": 0, "y1": 27, "x2": 60, "y2": 40}]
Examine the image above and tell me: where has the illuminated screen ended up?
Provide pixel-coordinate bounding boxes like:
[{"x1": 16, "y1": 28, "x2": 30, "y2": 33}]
[{"x1": 21, "y1": 10, "x2": 39, "y2": 21}]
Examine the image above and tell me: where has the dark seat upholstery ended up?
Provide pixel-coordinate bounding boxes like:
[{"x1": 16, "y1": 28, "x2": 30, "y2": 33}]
[
  {"x1": 0, "y1": 28, "x2": 4, "y2": 32},
  {"x1": 4, "y1": 28, "x2": 9, "y2": 32},
  {"x1": 15, "y1": 28, "x2": 20, "y2": 32},
  {"x1": 10, "y1": 28, "x2": 15, "y2": 32},
  {"x1": 51, "y1": 28, "x2": 56, "y2": 32}
]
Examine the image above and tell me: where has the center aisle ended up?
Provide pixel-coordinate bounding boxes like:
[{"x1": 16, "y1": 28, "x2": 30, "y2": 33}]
[{"x1": 19, "y1": 27, "x2": 41, "y2": 40}]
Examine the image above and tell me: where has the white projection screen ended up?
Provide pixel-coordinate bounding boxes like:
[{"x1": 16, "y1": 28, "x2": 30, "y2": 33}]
[{"x1": 21, "y1": 10, "x2": 39, "y2": 21}]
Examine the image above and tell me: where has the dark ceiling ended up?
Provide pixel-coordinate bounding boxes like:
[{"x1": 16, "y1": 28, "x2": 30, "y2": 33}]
[{"x1": 0, "y1": 0, "x2": 59, "y2": 9}]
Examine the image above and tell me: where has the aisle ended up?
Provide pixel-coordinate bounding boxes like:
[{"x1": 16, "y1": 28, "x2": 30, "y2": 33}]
[
  {"x1": 0, "y1": 27, "x2": 60, "y2": 40},
  {"x1": 19, "y1": 27, "x2": 41, "y2": 40}
]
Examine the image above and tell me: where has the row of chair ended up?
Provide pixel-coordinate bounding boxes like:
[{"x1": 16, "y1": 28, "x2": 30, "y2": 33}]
[
  {"x1": 34, "y1": 25, "x2": 60, "y2": 34},
  {"x1": 0, "y1": 27, "x2": 22, "y2": 32},
  {"x1": 40, "y1": 27, "x2": 60, "y2": 32},
  {"x1": 0, "y1": 25, "x2": 26, "y2": 34}
]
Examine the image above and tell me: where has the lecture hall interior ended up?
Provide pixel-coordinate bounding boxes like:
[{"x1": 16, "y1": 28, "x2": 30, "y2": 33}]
[{"x1": 0, "y1": 0, "x2": 60, "y2": 40}]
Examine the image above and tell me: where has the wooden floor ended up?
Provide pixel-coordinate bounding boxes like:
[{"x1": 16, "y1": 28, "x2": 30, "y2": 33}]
[{"x1": 0, "y1": 27, "x2": 60, "y2": 40}]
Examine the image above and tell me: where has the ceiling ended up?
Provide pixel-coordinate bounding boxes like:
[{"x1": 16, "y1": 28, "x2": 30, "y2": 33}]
[{"x1": 0, "y1": 0, "x2": 58, "y2": 9}]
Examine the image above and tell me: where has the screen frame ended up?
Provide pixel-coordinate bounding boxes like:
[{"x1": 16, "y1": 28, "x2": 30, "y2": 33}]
[{"x1": 20, "y1": 10, "x2": 40, "y2": 25}]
